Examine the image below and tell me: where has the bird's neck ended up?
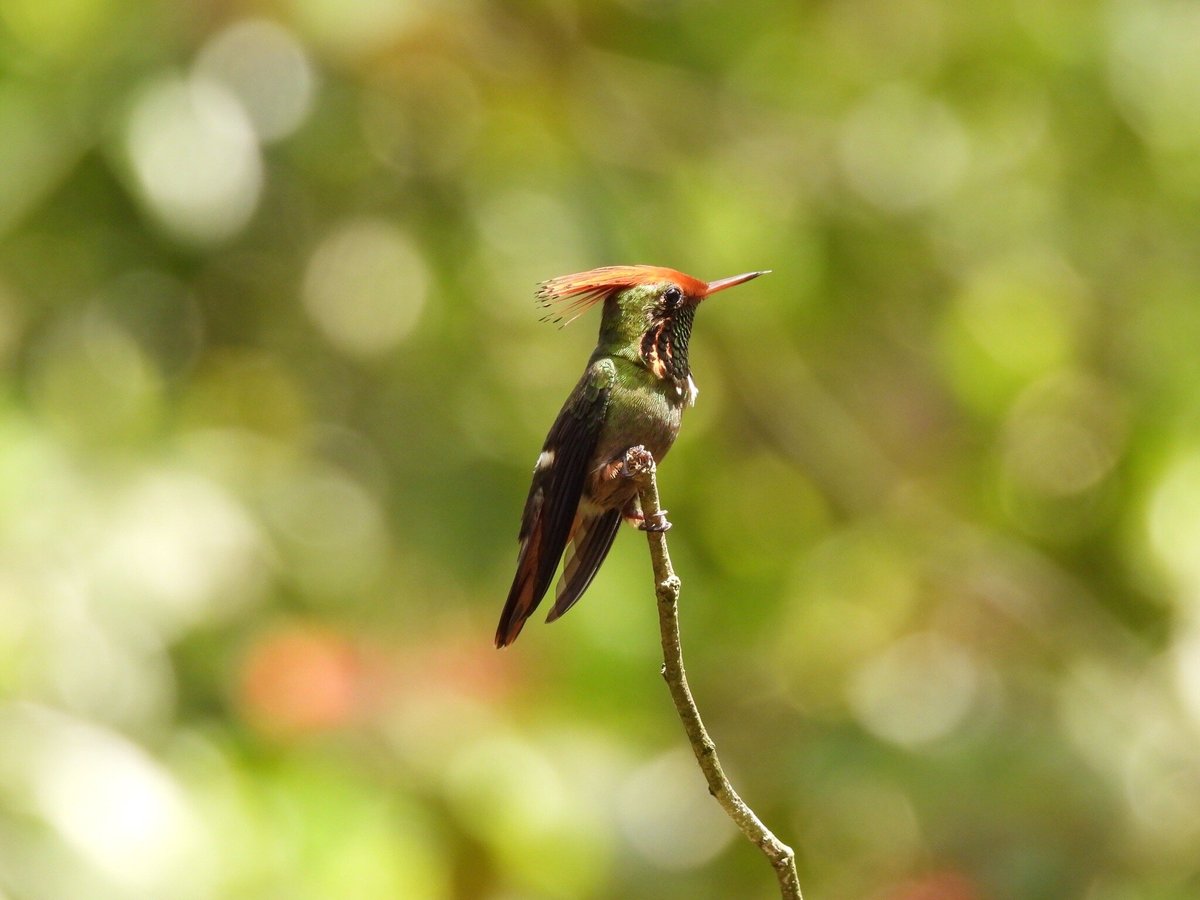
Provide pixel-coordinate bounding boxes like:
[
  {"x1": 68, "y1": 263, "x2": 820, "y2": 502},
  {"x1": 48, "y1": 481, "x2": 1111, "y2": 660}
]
[{"x1": 597, "y1": 307, "x2": 696, "y2": 385}]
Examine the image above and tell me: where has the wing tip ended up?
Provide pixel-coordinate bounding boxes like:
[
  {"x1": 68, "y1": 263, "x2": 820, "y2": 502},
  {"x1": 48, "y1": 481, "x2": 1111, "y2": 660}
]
[
  {"x1": 495, "y1": 556, "x2": 541, "y2": 648},
  {"x1": 494, "y1": 594, "x2": 529, "y2": 648},
  {"x1": 494, "y1": 617, "x2": 522, "y2": 648}
]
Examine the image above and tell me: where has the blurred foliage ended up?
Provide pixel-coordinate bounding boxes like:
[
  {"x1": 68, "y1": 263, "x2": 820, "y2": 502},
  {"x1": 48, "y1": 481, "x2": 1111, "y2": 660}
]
[{"x1": 1, "y1": 0, "x2": 1200, "y2": 898}]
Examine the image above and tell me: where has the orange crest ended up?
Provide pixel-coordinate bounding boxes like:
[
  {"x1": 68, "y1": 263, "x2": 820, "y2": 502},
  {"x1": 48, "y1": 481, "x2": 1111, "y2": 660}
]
[{"x1": 536, "y1": 265, "x2": 709, "y2": 327}]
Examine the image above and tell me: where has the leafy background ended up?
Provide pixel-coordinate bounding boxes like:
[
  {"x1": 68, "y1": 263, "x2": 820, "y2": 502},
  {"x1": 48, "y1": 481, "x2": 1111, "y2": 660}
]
[{"x1": 2, "y1": 0, "x2": 1199, "y2": 898}]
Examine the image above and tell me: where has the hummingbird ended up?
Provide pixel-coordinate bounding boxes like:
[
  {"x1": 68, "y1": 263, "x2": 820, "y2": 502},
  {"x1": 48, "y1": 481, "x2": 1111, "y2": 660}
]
[{"x1": 495, "y1": 265, "x2": 768, "y2": 648}]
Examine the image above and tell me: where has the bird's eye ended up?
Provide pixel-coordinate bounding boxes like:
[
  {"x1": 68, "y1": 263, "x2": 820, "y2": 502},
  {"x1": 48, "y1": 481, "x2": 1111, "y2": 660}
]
[{"x1": 663, "y1": 286, "x2": 682, "y2": 306}]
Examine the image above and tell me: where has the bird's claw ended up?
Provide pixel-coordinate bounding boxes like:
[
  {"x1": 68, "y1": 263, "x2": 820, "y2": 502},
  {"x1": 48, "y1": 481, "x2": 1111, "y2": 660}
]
[
  {"x1": 638, "y1": 510, "x2": 672, "y2": 532},
  {"x1": 619, "y1": 446, "x2": 669, "y2": 529},
  {"x1": 619, "y1": 445, "x2": 656, "y2": 479}
]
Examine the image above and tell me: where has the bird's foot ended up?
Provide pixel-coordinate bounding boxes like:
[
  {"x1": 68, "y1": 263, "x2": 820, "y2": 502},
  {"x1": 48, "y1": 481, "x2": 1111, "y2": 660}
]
[
  {"x1": 638, "y1": 510, "x2": 672, "y2": 532},
  {"x1": 617, "y1": 447, "x2": 670, "y2": 529},
  {"x1": 619, "y1": 445, "x2": 656, "y2": 479},
  {"x1": 622, "y1": 507, "x2": 672, "y2": 532}
]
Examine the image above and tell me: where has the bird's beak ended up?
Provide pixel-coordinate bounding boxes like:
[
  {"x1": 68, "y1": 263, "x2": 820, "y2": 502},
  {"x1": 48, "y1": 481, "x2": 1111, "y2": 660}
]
[{"x1": 703, "y1": 270, "x2": 771, "y2": 299}]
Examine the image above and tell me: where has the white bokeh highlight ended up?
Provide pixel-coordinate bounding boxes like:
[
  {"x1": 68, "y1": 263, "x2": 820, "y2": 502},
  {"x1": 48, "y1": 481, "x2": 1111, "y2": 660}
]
[
  {"x1": 1108, "y1": 0, "x2": 1200, "y2": 150},
  {"x1": 124, "y1": 75, "x2": 262, "y2": 244},
  {"x1": 838, "y1": 83, "x2": 970, "y2": 212},
  {"x1": 302, "y1": 218, "x2": 429, "y2": 357},
  {"x1": 849, "y1": 631, "x2": 980, "y2": 748},
  {"x1": 92, "y1": 470, "x2": 269, "y2": 636},
  {"x1": 617, "y1": 749, "x2": 735, "y2": 870},
  {"x1": 0, "y1": 704, "x2": 212, "y2": 897},
  {"x1": 195, "y1": 19, "x2": 315, "y2": 143},
  {"x1": 1147, "y1": 451, "x2": 1200, "y2": 602}
]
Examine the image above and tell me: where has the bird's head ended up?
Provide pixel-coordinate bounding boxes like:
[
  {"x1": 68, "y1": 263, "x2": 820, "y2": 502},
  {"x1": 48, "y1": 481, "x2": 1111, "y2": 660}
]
[{"x1": 536, "y1": 265, "x2": 768, "y2": 382}]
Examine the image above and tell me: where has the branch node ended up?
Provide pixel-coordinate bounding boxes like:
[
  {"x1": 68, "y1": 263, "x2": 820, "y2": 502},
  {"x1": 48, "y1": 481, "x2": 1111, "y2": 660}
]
[{"x1": 657, "y1": 576, "x2": 680, "y2": 602}]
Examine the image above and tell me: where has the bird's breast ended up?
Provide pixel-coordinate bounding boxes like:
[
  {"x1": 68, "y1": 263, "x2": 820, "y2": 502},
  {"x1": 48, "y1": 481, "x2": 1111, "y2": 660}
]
[{"x1": 583, "y1": 367, "x2": 685, "y2": 510}]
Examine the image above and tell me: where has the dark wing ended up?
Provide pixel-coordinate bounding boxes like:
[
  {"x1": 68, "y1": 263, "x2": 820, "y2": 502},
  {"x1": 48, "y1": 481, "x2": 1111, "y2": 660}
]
[
  {"x1": 546, "y1": 508, "x2": 621, "y2": 623},
  {"x1": 494, "y1": 358, "x2": 615, "y2": 647}
]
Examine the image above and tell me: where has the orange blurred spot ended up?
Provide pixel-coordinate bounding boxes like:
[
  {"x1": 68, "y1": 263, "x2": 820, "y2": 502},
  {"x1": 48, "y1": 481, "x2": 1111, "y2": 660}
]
[
  {"x1": 885, "y1": 870, "x2": 984, "y2": 900},
  {"x1": 238, "y1": 624, "x2": 363, "y2": 737},
  {"x1": 394, "y1": 637, "x2": 520, "y2": 706}
]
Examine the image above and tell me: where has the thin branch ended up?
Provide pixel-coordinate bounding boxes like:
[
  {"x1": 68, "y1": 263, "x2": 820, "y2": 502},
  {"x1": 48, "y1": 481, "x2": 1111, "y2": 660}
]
[{"x1": 630, "y1": 454, "x2": 803, "y2": 900}]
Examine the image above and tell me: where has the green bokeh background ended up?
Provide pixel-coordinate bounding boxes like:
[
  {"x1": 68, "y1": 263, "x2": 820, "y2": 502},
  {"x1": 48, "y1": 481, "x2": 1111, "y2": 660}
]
[{"x1": 2, "y1": 1, "x2": 1200, "y2": 897}]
